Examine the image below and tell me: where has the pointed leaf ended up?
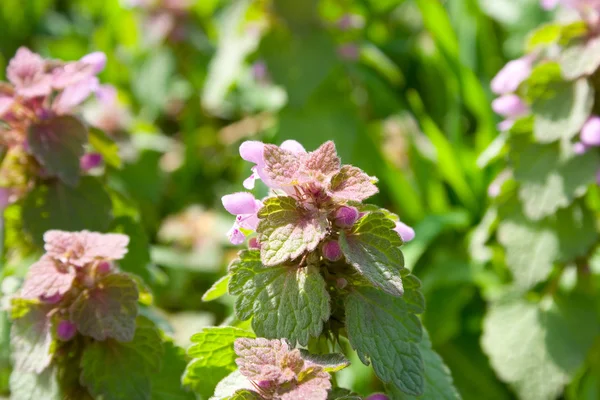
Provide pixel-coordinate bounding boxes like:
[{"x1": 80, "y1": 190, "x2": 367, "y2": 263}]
[
  {"x1": 257, "y1": 196, "x2": 328, "y2": 266},
  {"x1": 263, "y1": 144, "x2": 303, "y2": 187},
  {"x1": 303, "y1": 141, "x2": 340, "y2": 176},
  {"x1": 183, "y1": 327, "x2": 255, "y2": 397},
  {"x1": 27, "y1": 115, "x2": 87, "y2": 186},
  {"x1": 211, "y1": 370, "x2": 256, "y2": 400},
  {"x1": 229, "y1": 250, "x2": 330, "y2": 346},
  {"x1": 10, "y1": 304, "x2": 53, "y2": 373},
  {"x1": 88, "y1": 128, "x2": 122, "y2": 168},
  {"x1": 69, "y1": 273, "x2": 139, "y2": 342},
  {"x1": 203, "y1": 274, "x2": 231, "y2": 302},
  {"x1": 328, "y1": 165, "x2": 378, "y2": 202},
  {"x1": 9, "y1": 366, "x2": 61, "y2": 400},
  {"x1": 299, "y1": 351, "x2": 350, "y2": 372},
  {"x1": 559, "y1": 37, "x2": 600, "y2": 80},
  {"x1": 339, "y1": 212, "x2": 406, "y2": 296},
  {"x1": 20, "y1": 256, "x2": 75, "y2": 299},
  {"x1": 345, "y1": 286, "x2": 425, "y2": 396},
  {"x1": 80, "y1": 317, "x2": 163, "y2": 400},
  {"x1": 151, "y1": 340, "x2": 195, "y2": 400}
]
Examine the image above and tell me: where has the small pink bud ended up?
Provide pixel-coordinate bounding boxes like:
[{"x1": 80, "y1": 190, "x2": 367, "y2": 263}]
[
  {"x1": 338, "y1": 43, "x2": 359, "y2": 60},
  {"x1": 491, "y1": 56, "x2": 533, "y2": 95},
  {"x1": 335, "y1": 206, "x2": 359, "y2": 227},
  {"x1": 97, "y1": 261, "x2": 111, "y2": 273},
  {"x1": 336, "y1": 278, "x2": 348, "y2": 289},
  {"x1": 257, "y1": 380, "x2": 272, "y2": 389},
  {"x1": 222, "y1": 192, "x2": 259, "y2": 215},
  {"x1": 57, "y1": 320, "x2": 77, "y2": 341},
  {"x1": 80, "y1": 52, "x2": 107, "y2": 74},
  {"x1": 323, "y1": 240, "x2": 343, "y2": 261},
  {"x1": 581, "y1": 116, "x2": 600, "y2": 146},
  {"x1": 492, "y1": 95, "x2": 529, "y2": 118},
  {"x1": 80, "y1": 152, "x2": 103, "y2": 170},
  {"x1": 574, "y1": 141, "x2": 588, "y2": 155},
  {"x1": 394, "y1": 221, "x2": 415, "y2": 242},
  {"x1": 239, "y1": 141, "x2": 265, "y2": 164},
  {"x1": 366, "y1": 394, "x2": 389, "y2": 400},
  {"x1": 248, "y1": 237, "x2": 260, "y2": 249},
  {"x1": 40, "y1": 293, "x2": 63, "y2": 304},
  {"x1": 541, "y1": 0, "x2": 559, "y2": 10}
]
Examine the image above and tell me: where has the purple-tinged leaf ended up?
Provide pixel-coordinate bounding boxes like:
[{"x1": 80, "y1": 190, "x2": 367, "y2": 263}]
[
  {"x1": 20, "y1": 255, "x2": 75, "y2": 300},
  {"x1": 263, "y1": 144, "x2": 304, "y2": 187},
  {"x1": 280, "y1": 368, "x2": 330, "y2": 400},
  {"x1": 10, "y1": 303, "x2": 54, "y2": 373},
  {"x1": 327, "y1": 165, "x2": 378, "y2": 202},
  {"x1": 257, "y1": 196, "x2": 328, "y2": 266},
  {"x1": 235, "y1": 338, "x2": 304, "y2": 384},
  {"x1": 302, "y1": 141, "x2": 341, "y2": 177},
  {"x1": 339, "y1": 212, "x2": 406, "y2": 296},
  {"x1": 44, "y1": 230, "x2": 129, "y2": 268},
  {"x1": 27, "y1": 115, "x2": 88, "y2": 186},
  {"x1": 69, "y1": 273, "x2": 138, "y2": 342},
  {"x1": 298, "y1": 351, "x2": 350, "y2": 373}
]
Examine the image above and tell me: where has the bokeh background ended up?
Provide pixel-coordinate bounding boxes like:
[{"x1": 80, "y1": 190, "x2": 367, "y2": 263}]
[{"x1": 0, "y1": 0, "x2": 553, "y2": 398}]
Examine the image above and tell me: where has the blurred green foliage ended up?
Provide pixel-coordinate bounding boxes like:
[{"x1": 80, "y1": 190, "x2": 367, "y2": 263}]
[{"x1": 0, "y1": 0, "x2": 562, "y2": 398}]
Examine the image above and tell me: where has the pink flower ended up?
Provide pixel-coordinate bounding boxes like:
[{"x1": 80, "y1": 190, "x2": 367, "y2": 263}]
[
  {"x1": 43, "y1": 230, "x2": 129, "y2": 268},
  {"x1": 222, "y1": 192, "x2": 262, "y2": 244},
  {"x1": 541, "y1": 0, "x2": 561, "y2": 8},
  {"x1": 51, "y1": 52, "x2": 106, "y2": 89},
  {"x1": 574, "y1": 141, "x2": 588, "y2": 154},
  {"x1": 52, "y1": 76, "x2": 100, "y2": 115},
  {"x1": 334, "y1": 206, "x2": 359, "y2": 227},
  {"x1": 0, "y1": 95, "x2": 14, "y2": 118},
  {"x1": 492, "y1": 95, "x2": 529, "y2": 118},
  {"x1": 6, "y1": 47, "x2": 52, "y2": 98},
  {"x1": 581, "y1": 116, "x2": 600, "y2": 146},
  {"x1": 491, "y1": 56, "x2": 533, "y2": 95},
  {"x1": 393, "y1": 221, "x2": 415, "y2": 242},
  {"x1": 80, "y1": 152, "x2": 103, "y2": 171},
  {"x1": 322, "y1": 240, "x2": 343, "y2": 261}
]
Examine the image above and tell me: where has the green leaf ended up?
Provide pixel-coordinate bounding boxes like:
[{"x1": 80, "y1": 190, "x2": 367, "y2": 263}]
[
  {"x1": 27, "y1": 115, "x2": 87, "y2": 186},
  {"x1": 555, "y1": 202, "x2": 598, "y2": 262},
  {"x1": 526, "y1": 23, "x2": 562, "y2": 51},
  {"x1": 227, "y1": 389, "x2": 263, "y2": 400},
  {"x1": 88, "y1": 128, "x2": 122, "y2": 168},
  {"x1": 497, "y1": 211, "x2": 558, "y2": 289},
  {"x1": 9, "y1": 366, "x2": 61, "y2": 400},
  {"x1": 482, "y1": 293, "x2": 599, "y2": 400},
  {"x1": 202, "y1": 274, "x2": 231, "y2": 302},
  {"x1": 327, "y1": 388, "x2": 362, "y2": 400},
  {"x1": 151, "y1": 340, "x2": 195, "y2": 400},
  {"x1": 10, "y1": 304, "x2": 53, "y2": 373},
  {"x1": 22, "y1": 177, "x2": 113, "y2": 246},
  {"x1": 257, "y1": 196, "x2": 328, "y2": 266},
  {"x1": 560, "y1": 37, "x2": 600, "y2": 80},
  {"x1": 69, "y1": 273, "x2": 139, "y2": 342},
  {"x1": 229, "y1": 250, "x2": 331, "y2": 346},
  {"x1": 183, "y1": 327, "x2": 255, "y2": 398},
  {"x1": 339, "y1": 211, "x2": 406, "y2": 296},
  {"x1": 298, "y1": 351, "x2": 350, "y2": 373},
  {"x1": 345, "y1": 285, "x2": 425, "y2": 396},
  {"x1": 532, "y1": 78, "x2": 593, "y2": 143},
  {"x1": 212, "y1": 370, "x2": 255, "y2": 400},
  {"x1": 513, "y1": 141, "x2": 599, "y2": 220},
  {"x1": 80, "y1": 317, "x2": 163, "y2": 400},
  {"x1": 390, "y1": 329, "x2": 461, "y2": 399}
]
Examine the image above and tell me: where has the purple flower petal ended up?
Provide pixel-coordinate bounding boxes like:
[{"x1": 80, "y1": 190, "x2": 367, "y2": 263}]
[
  {"x1": 335, "y1": 206, "x2": 359, "y2": 228},
  {"x1": 0, "y1": 96, "x2": 14, "y2": 118},
  {"x1": 581, "y1": 116, "x2": 600, "y2": 146},
  {"x1": 492, "y1": 94, "x2": 529, "y2": 118},
  {"x1": 227, "y1": 226, "x2": 246, "y2": 245},
  {"x1": 322, "y1": 240, "x2": 343, "y2": 261},
  {"x1": 497, "y1": 119, "x2": 515, "y2": 132},
  {"x1": 491, "y1": 56, "x2": 533, "y2": 95},
  {"x1": 6, "y1": 47, "x2": 52, "y2": 98},
  {"x1": 53, "y1": 76, "x2": 99, "y2": 114},
  {"x1": 239, "y1": 140, "x2": 265, "y2": 164},
  {"x1": 393, "y1": 221, "x2": 415, "y2": 242},
  {"x1": 80, "y1": 52, "x2": 107, "y2": 74},
  {"x1": 280, "y1": 140, "x2": 306, "y2": 154},
  {"x1": 222, "y1": 192, "x2": 260, "y2": 215},
  {"x1": 57, "y1": 320, "x2": 77, "y2": 341},
  {"x1": 574, "y1": 141, "x2": 588, "y2": 154},
  {"x1": 80, "y1": 152, "x2": 103, "y2": 171}
]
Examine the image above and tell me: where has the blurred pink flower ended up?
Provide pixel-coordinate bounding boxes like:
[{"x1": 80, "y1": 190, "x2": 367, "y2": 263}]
[
  {"x1": 44, "y1": 230, "x2": 129, "y2": 267},
  {"x1": 6, "y1": 47, "x2": 52, "y2": 98}
]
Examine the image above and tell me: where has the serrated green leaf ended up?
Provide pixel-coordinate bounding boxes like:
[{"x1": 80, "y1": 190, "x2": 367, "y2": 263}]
[
  {"x1": 339, "y1": 211, "x2": 406, "y2": 296},
  {"x1": 151, "y1": 340, "x2": 195, "y2": 400},
  {"x1": 10, "y1": 304, "x2": 53, "y2": 374},
  {"x1": 228, "y1": 250, "x2": 331, "y2": 346},
  {"x1": 27, "y1": 115, "x2": 87, "y2": 186},
  {"x1": 345, "y1": 286, "x2": 425, "y2": 396},
  {"x1": 183, "y1": 327, "x2": 255, "y2": 398},
  {"x1": 532, "y1": 78, "x2": 593, "y2": 143},
  {"x1": 299, "y1": 351, "x2": 350, "y2": 372},
  {"x1": 22, "y1": 177, "x2": 113, "y2": 246},
  {"x1": 391, "y1": 329, "x2": 461, "y2": 399},
  {"x1": 482, "y1": 293, "x2": 599, "y2": 400},
  {"x1": 88, "y1": 128, "x2": 122, "y2": 168},
  {"x1": 80, "y1": 317, "x2": 163, "y2": 400},
  {"x1": 257, "y1": 196, "x2": 328, "y2": 266},
  {"x1": 513, "y1": 141, "x2": 599, "y2": 220},
  {"x1": 9, "y1": 366, "x2": 61, "y2": 400},
  {"x1": 203, "y1": 274, "x2": 231, "y2": 302},
  {"x1": 69, "y1": 273, "x2": 139, "y2": 342}
]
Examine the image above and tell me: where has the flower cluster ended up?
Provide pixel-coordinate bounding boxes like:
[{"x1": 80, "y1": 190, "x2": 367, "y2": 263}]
[
  {"x1": 0, "y1": 47, "x2": 109, "y2": 206},
  {"x1": 231, "y1": 338, "x2": 332, "y2": 400},
  {"x1": 222, "y1": 140, "x2": 414, "y2": 248}
]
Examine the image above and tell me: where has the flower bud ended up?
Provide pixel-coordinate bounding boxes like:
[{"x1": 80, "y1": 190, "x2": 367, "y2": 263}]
[
  {"x1": 334, "y1": 206, "x2": 359, "y2": 228},
  {"x1": 491, "y1": 56, "x2": 533, "y2": 95},
  {"x1": 574, "y1": 141, "x2": 588, "y2": 155},
  {"x1": 323, "y1": 240, "x2": 343, "y2": 261},
  {"x1": 248, "y1": 237, "x2": 260, "y2": 249},
  {"x1": 336, "y1": 278, "x2": 348, "y2": 289},
  {"x1": 97, "y1": 261, "x2": 112, "y2": 274},
  {"x1": 80, "y1": 152, "x2": 103, "y2": 171},
  {"x1": 581, "y1": 116, "x2": 600, "y2": 147},
  {"x1": 40, "y1": 293, "x2": 63, "y2": 304},
  {"x1": 393, "y1": 221, "x2": 415, "y2": 242},
  {"x1": 57, "y1": 320, "x2": 77, "y2": 341}
]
